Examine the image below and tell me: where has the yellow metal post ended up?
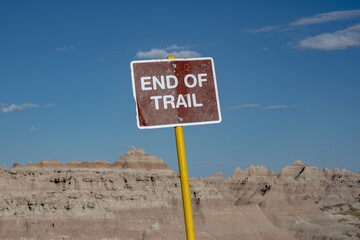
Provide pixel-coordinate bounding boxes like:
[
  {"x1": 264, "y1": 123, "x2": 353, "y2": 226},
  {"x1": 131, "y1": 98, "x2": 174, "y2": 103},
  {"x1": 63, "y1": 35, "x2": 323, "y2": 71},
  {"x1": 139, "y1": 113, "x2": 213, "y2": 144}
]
[
  {"x1": 175, "y1": 126, "x2": 196, "y2": 240},
  {"x1": 168, "y1": 55, "x2": 196, "y2": 240}
]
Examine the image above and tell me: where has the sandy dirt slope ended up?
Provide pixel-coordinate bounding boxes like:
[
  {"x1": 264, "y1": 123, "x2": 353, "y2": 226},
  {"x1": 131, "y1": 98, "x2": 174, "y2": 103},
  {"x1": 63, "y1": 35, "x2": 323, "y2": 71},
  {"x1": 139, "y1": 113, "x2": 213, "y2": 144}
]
[{"x1": 0, "y1": 147, "x2": 359, "y2": 239}]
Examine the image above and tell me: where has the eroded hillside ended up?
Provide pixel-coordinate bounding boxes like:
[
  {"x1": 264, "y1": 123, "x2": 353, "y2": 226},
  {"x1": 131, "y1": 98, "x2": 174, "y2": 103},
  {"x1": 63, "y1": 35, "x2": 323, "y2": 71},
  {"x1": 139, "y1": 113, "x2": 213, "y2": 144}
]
[{"x1": 0, "y1": 147, "x2": 359, "y2": 239}]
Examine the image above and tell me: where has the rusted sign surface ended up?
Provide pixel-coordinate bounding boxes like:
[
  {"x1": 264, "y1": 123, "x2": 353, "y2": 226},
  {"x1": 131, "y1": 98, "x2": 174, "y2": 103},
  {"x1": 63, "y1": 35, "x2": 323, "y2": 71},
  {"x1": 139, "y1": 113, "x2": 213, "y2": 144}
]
[{"x1": 130, "y1": 57, "x2": 221, "y2": 129}]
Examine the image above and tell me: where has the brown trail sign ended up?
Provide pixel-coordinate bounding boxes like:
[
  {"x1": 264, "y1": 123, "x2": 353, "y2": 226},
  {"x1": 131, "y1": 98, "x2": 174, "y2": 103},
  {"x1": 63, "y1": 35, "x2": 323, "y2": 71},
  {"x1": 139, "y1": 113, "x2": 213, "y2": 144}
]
[
  {"x1": 130, "y1": 57, "x2": 221, "y2": 129},
  {"x1": 130, "y1": 56, "x2": 221, "y2": 240}
]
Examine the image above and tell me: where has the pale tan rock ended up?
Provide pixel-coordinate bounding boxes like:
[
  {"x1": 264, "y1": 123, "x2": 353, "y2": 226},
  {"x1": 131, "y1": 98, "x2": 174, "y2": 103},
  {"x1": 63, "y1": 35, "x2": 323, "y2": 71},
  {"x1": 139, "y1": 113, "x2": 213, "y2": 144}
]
[
  {"x1": 0, "y1": 154, "x2": 359, "y2": 240},
  {"x1": 232, "y1": 165, "x2": 275, "y2": 178},
  {"x1": 12, "y1": 162, "x2": 24, "y2": 169},
  {"x1": 293, "y1": 159, "x2": 304, "y2": 165},
  {"x1": 231, "y1": 167, "x2": 244, "y2": 178},
  {"x1": 243, "y1": 164, "x2": 274, "y2": 176},
  {"x1": 209, "y1": 172, "x2": 223, "y2": 178},
  {"x1": 112, "y1": 146, "x2": 173, "y2": 172},
  {"x1": 26, "y1": 160, "x2": 63, "y2": 168},
  {"x1": 78, "y1": 160, "x2": 111, "y2": 168}
]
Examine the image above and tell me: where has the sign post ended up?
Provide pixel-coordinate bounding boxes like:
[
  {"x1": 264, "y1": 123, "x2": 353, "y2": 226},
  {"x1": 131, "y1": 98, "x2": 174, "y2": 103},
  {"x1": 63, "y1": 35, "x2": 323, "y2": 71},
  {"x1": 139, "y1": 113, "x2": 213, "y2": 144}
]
[
  {"x1": 175, "y1": 125, "x2": 195, "y2": 240},
  {"x1": 168, "y1": 55, "x2": 196, "y2": 240},
  {"x1": 130, "y1": 55, "x2": 221, "y2": 240}
]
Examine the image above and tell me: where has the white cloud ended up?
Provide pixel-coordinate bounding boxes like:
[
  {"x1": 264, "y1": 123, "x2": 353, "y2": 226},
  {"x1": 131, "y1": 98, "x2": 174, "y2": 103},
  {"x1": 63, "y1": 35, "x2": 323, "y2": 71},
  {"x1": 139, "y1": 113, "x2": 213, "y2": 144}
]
[
  {"x1": 250, "y1": 9, "x2": 360, "y2": 33},
  {"x1": 0, "y1": 102, "x2": 7, "y2": 107},
  {"x1": 43, "y1": 104, "x2": 56, "y2": 108},
  {"x1": 262, "y1": 46, "x2": 269, "y2": 51},
  {"x1": 56, "y1": 45, "x2": 74, "y2": 51},
  {"x1": 263, "y1": 105, "x2": 305, "y2": 110},
  {"x1": 290, "y1": 9, "x2": 360, "y2": 26},
  {"x1": 249, "y1": 25, "x2": 282, "y2": 33},
  {"x1": 298, "y1": 24, "x2": 360, "y2": 50},
  {"x1": 1, "y1": 103, "x2": 39, "y2": 113},
  {"x1": 166, "y1": 45, "x2": 184, "y2": 50},
  {"x1": 29, "y1": 126, "x2": 38, "y2": 131},
  {"x1": 263, "y1": 105, "x2": 289, "y2": 110},
  {"x1": 230, "y1": 104, "x2": 260, "y2": 109},
  {"x1": 135, "y1": 45, "x2": 201, "y2": 59},
  {"x1": 170, "y1": 50, "x2": 201, "y2": 58},
  {"x1": 136, "y1": 49, "x2": 169, "y2": 59},
  {"x1": 230, "y1": 104, "x2": 304, "y2": 110}
]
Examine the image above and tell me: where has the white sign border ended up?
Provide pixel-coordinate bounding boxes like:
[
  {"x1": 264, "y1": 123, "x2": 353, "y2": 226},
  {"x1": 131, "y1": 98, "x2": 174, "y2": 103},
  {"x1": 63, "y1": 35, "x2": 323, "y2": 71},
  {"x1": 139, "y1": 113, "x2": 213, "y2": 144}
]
[{"x1": 130, "y1": 57, "x2": 222, "y2": 129}]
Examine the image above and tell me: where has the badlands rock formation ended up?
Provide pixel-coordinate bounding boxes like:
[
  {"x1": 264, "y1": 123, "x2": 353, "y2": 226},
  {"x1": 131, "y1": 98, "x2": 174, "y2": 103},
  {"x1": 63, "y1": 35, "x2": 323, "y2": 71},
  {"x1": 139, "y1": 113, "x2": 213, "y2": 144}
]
[{"x1": 0, "y1": 148, "x2": 359, "y2": 240}]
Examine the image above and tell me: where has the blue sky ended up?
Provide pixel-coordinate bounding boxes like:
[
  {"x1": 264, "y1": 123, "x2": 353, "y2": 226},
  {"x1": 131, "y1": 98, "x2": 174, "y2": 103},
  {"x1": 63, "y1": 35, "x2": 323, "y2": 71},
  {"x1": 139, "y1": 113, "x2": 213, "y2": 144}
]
[{"x1": 1, "y1": 1, "x2": 359, "y2": 177}]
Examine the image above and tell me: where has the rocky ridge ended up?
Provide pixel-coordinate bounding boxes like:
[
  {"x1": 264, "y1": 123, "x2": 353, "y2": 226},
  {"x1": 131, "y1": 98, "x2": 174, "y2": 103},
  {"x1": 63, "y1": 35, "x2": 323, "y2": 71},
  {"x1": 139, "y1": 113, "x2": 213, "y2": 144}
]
[
  {"x1": 21, "y1": 146, "x2": 172, "y2": 172},
  {"x1": 0, "y1": 148, "x2": 359, "y2": 240}
]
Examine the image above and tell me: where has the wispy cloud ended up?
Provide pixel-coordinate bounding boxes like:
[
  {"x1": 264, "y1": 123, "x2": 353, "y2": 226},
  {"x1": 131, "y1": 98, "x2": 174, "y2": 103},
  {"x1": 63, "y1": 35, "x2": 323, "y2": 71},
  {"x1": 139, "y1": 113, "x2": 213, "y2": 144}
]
[
  {"x1": 165, "y1": 45, "x2": 185, "y2": 50},
  {"x1": 290, "y1": 9, "x2": 360, "y2": 26},
  {"x1": 230, "y1": 104, "x2": 260, "y2": 109},
  {"x1": 250, "y1": 9, "x2": 360, "y2": 33},
  {"x1": 56, "y1": 45, "x2": 74, "y2": 51},
  {"x1": 262, "y1": 105, "x2": 304, "y2": 110},
  {"x1": 43, "y1": 104, "x2": 56, "y2": 108},
  {"x1": 298, "y1": 24, "x2": 360, "y2": 50},
  {"x1": 29, "y1": 126, "x2": 38, "y2": 131},
  {"x1": 229, "y1": 104, "x2": 304, "y2": 110},
  {"x1": 1, "y1": 103, "x2": 39, "y2": 113},
  {"x1": 0, "y1": 102, "x2": 7, "y2": 107},
  {"x1": 263, "y1": 105, "x2": 290, "y2": 110},
  {"x1": 249, "y1": 25, "x2": 282, "y2": 33},
  {"x1": 135, "y1": 45, "x2": 201, "y2": 59}
]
